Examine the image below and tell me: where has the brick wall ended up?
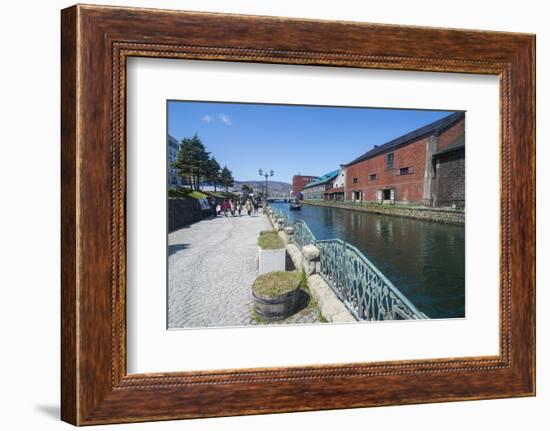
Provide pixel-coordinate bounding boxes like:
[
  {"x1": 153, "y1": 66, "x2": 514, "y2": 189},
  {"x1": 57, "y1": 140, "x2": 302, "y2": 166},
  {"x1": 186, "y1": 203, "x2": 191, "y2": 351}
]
[
  {"x1": 345, "y1": 138, "x2": 428, "y2": 203},
  {"x1": 437, "y1": 118, "x2": 465, "y2": 150},
  {"x1": 292, "y1": 175, "x2": 318, "y2": 194}
]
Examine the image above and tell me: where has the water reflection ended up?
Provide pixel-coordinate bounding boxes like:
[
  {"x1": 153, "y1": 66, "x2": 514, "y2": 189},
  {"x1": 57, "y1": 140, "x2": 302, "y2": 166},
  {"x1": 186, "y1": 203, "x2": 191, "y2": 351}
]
[{"x1": 272, "y1": 202, "x2": 465, "y2": 319}]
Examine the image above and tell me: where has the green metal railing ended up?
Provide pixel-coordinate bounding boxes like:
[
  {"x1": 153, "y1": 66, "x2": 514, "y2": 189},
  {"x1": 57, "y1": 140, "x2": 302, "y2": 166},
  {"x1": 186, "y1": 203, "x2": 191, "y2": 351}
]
[
  {"x1": 270, "y1": 206, "x2": 428, "y2": 321},
  {"x1": 293, "y1": 220, "x2": 316, "y2": 249}
]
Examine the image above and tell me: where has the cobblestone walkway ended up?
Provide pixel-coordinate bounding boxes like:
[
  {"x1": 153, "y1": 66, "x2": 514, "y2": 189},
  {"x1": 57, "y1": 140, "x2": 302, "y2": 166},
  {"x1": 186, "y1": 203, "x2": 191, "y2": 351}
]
[{"x1": 168, "y1": 212, "x2": 320, "y2": 328}]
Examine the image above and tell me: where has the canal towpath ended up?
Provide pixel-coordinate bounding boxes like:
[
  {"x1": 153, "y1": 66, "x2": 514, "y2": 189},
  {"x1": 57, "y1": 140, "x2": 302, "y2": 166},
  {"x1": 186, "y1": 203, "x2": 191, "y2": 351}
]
[{"x1": 168, "y1": 210, "x2": 321, "y2": 328}]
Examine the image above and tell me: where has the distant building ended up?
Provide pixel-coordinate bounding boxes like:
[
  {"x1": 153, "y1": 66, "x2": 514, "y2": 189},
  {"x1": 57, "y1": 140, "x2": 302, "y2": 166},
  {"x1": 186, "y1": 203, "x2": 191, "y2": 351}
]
[
  {"x1": 344, "y1": 112, "x2": 465, "y2": 208},
  {"x1": 168, "y1": 135, "x2": 183, "y2": 189},
  {"x1": 324, "y1": 165, "x2": 346, "y2": 201},
  {"x1": 291, "y1": 175, "x2": 318, "y2": 198},
  {"x1": 302, "y1": 170, "x2": 339, "y2": 200}
]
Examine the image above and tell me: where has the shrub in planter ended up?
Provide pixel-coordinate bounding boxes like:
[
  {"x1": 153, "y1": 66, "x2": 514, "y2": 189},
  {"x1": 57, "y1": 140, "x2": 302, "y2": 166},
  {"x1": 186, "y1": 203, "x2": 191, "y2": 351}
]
[
  {"x1": 259, "y1": 229, "x2": 278, "y2": 236},
  {"x1": 258, "y1": 233, "x2": 285, "y2": 274},
  {"x1": 258, "y1": 232, "x2": 284, "y2": 249},
  {"x1": 252, "y1": 271, "x2": 301, "y2": 320}
]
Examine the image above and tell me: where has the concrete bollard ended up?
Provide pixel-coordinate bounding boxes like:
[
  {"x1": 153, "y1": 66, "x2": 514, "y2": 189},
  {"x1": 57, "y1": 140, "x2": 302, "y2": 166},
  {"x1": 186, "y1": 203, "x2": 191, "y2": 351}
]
[{"x1": 302, "y1": 244, "x2": 320, "y2": 276}]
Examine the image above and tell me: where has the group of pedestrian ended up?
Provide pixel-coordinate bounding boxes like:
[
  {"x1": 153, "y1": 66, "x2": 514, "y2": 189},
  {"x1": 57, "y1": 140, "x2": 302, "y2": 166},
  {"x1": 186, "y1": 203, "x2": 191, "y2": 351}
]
[{"x1": 214, "y1": 197, "x2": 260, "y2": 217}]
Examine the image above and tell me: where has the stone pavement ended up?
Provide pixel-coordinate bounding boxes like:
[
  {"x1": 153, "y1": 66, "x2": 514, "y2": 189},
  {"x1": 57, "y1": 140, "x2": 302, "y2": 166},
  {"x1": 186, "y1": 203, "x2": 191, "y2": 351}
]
[{"x1": 168, "y1": 211, "x2": 321, "y2": 328}]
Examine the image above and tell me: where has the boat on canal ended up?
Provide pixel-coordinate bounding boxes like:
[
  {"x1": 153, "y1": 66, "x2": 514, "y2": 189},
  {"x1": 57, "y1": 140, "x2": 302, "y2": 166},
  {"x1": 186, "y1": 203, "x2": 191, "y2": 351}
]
[{"x1": 289, "y1": 200, "x2": 302, "y2": 211}]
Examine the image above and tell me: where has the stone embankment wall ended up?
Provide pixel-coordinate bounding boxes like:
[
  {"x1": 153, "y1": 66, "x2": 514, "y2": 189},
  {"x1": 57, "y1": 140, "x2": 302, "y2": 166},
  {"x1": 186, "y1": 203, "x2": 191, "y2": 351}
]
[
  {"x1": 303, "y1": 200, "x2": 464, "y2": 226},
  {"x1": 168, "y1": 198, "x2": 204, "y2": 232}
]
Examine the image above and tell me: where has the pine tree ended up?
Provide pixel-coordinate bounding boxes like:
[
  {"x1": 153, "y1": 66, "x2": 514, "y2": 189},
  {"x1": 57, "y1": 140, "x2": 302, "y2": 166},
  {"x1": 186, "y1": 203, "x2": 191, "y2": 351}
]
[
  {"x1": 241, "y1": 184, "x2": 253, "y2": 195},
  {"x1": 205, "y1": 157, "x2": 221, "y2": 192},
  {"x1": 172, "y1": 134, "x2": 209, "y2": 190},
  {"x1": 219, "y1": 166, "x2": 235, "y2": 196}
]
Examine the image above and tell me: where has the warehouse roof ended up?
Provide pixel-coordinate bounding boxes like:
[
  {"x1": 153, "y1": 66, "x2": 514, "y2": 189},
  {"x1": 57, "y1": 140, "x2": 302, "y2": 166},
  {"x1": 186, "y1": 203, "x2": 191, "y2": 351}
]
[
  {"x1": 303, "y1": 169, "x2": 339, "y2": 189},
  {"x1": 345, "y1": 111, "x2": 465, "y2": 167}
]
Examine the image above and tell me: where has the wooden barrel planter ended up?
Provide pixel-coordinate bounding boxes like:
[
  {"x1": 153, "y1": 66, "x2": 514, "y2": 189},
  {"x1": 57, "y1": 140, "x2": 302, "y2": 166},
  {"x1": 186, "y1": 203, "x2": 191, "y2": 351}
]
[{"x1": 252, "y1": 271, "x2": 301, "y2": 321}]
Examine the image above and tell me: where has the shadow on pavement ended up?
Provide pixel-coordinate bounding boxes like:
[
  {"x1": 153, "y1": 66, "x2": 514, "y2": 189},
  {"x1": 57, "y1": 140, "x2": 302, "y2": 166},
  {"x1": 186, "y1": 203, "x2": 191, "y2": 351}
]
[{"x1": 168, "y1": 243, "x2": 190, "y2": 256}]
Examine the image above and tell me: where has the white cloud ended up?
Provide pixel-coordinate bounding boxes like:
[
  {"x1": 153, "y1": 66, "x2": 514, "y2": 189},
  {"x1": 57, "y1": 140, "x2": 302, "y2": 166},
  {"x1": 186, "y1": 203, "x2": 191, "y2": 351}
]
[
  {"x1": 202, "y1": 115, "x2": 213, "y2": 123},
  {"x1": 218, "y1": 113, "x2": 232, "y2": 126}
]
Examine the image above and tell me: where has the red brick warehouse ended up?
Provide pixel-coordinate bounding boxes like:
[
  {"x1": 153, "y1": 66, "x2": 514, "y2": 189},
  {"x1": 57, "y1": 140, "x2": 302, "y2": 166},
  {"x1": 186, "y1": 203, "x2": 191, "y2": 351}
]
[
  {"x1": 344, "y1": 111, "x2": 465, "y2": 208},
  {"x1": 291, "y1": 174, "x2": 318, "y2": 198}
]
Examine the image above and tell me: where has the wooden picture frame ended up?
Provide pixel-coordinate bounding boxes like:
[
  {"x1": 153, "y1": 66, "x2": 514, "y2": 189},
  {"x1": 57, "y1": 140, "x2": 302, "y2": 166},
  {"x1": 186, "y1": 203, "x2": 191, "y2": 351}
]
[{"x1": 61, "y1": 4, "x2": 535, "y2": 425}]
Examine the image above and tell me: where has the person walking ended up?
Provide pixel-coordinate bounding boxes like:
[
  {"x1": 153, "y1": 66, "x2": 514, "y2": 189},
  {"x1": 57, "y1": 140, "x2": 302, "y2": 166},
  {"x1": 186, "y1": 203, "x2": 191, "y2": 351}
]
[
  {"x1": 209, "y1": 197, "x2": 217, "y2": 218},
  {"x1": 230, "y1": 199, "x2": 236, "y2": 216},
  {"x1": 245, "y1": 198, "x2": 253, "y2": 216},
  {"x1": 221, "y1": 199, "x2": 230, "y2": 217}
]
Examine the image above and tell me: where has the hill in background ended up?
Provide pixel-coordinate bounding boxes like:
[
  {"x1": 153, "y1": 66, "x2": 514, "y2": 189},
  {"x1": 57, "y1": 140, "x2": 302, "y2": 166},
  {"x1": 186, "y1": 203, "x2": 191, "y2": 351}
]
[{"x1": 234, "y1": 180, "x2": 291, "y2": 197}]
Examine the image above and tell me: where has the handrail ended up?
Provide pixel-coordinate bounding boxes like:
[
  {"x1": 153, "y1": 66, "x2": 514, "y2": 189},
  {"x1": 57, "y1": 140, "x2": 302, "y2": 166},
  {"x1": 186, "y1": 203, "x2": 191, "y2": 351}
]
[
  {"x1": 271, "y1": 206, "x2": 428, "y2": 320},
  {"x1": 293, "y1": 220, "x2": 316, "y2": 249},
  {"x1": 316, "y1": 239, "x2": 427, "y2": 320}
]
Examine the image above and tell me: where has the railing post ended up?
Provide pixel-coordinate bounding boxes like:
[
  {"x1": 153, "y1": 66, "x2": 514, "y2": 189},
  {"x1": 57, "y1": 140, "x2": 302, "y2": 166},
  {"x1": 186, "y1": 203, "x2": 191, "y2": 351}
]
[{"x1": 342, "y1": 241, "x2": 349, "y2": 305}]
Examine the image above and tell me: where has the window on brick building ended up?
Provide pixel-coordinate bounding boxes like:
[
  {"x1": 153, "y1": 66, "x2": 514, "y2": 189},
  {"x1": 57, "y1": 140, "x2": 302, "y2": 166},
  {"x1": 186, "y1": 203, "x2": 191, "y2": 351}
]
[
  {"x1": 387, "y1": 152, "x2": 394, "y2": 169},
  {"x1": 400, "y1": 167, "x2": 410, "y2": 175},
  {"x1": 369, "y1": 173, "x2": 377, "y2": 181},
  {"x1": 352, "y1": 177, "x2": 358, "y2": 184}
]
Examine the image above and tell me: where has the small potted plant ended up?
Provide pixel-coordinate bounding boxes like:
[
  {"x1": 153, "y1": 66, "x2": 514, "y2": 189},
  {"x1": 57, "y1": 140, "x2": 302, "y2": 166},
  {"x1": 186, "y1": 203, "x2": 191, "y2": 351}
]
[
  {"x1": 252, "y1": 271, "x2": 301, "y2": 321},
  {"x1": 258, "y1": 231, "x2": 285, "y2": 275}
]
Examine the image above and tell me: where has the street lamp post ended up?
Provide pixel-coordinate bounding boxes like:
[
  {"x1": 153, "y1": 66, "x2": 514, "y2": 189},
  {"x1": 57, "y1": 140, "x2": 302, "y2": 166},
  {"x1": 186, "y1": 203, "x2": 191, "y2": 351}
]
[{"x1": 258, "y1": 169, "x2": 274, "y2": 206}]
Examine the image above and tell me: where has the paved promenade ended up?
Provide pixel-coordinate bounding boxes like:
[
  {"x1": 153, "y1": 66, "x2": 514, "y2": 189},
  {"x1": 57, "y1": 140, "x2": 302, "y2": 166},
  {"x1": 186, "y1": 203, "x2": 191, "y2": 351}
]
[{"x1": 168, "y1": 211, "x2": 320, "y2": 328}]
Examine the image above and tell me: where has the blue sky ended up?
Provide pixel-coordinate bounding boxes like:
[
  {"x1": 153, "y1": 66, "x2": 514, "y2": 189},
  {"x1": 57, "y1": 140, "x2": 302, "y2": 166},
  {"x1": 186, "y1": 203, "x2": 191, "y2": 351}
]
[{"x1": 168, "y1": 101, "x2": 456, "y2": 184}]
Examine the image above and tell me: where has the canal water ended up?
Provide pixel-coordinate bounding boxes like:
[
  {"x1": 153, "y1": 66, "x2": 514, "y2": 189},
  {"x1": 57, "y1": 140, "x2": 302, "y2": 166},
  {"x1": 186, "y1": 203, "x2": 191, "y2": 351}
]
[{"x1": 270, "y1": 202, "x2": 465, "y2": 319}]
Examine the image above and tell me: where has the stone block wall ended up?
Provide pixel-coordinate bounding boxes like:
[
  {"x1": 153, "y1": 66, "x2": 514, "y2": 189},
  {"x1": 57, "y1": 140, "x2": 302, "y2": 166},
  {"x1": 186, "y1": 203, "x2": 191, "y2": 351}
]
[
  {"x1": 168, "y1": 198, "x2": 203, "y2": 232},
  {"x1": 433, "y1": 148, "x2": 465, "y2": 209},
  {"x1": 304, "y1": 200, "x2": 464, "y2": 225}
]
